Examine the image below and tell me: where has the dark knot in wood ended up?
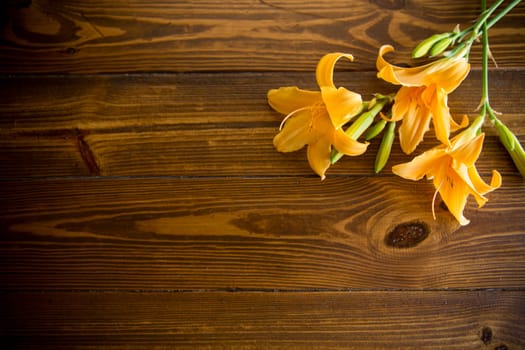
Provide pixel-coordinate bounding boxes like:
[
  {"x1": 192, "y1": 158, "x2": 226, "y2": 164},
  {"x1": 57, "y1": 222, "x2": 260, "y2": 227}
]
[
  {"x1": 493, "y1": 345, "x2": 508, "y2": 350},
  {"x1": 481, "y1": 326, "x2": 493, "y2": 345},
  {"x1": 385, "y1": 221, "x2": 429, "y2": 248}
]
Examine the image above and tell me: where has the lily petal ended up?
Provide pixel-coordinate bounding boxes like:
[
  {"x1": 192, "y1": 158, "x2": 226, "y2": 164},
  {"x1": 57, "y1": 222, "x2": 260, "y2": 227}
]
[
  {"x1": 463, "y1": 166, "x2": 502, "y2": 207},
  {"x1": 435, "y1": 168, "x2": 471, "y2": 225},
  {"x1": 307, "y1": 138, "x2": 332, "y2": 180},
  {"x1": 391, "y1": 86, "x2": 415, "y2": 122},
  {"x1": 316, "y1": 52, "x2": 354, "y2": 88},
  {"x1": 392, "y1": 148, "x2": 445, "y2": 181},
  {"x1": 398, "y1": 95, "x2": 432, "y2": 154},
  {"x1": 332, "y1": 128, "x2": 369, "y2": 156},
  {"x1": 469, "y1": 168, "x2": 502, "y2": 197},
  {"x1": 273, "y1": 109, "x2": 316, "y2": 152},
  {"x1": 377, "y1": 45, "x2": 433, "y2": 86},
  {"x1": 449, "y1": 133, "x2": 484, "y2": 167},
  {"x1": 377, "y1": 45, "x2": 470, "y2": 92},
  {"x1": 268, "y1": 87, "x2": 322, "y2": 115},
  {"x1": 451, "y1": 161, "x2": 489, "y2": 208},
  {"x1": 427, "y1": 85, "x2": 453, "y2": 147},
  {"x1": 320, "y1": 86, "x2": 362, "y2": 128},
  {"x1": 428, "y1": 59, "x2": 470, "y2": 93}
]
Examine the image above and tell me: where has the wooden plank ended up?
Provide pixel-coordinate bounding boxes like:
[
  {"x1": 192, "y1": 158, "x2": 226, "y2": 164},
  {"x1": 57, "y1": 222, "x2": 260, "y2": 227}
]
[
  {"x1": 1, "y1": 176, "x2": 524, "y2": 290},
  {"x1": 1, "y1": 0, "x2": 524, "y2": 73},
  {"x1": 1, "y1": 291, "x2": 524, "y2": 349},
  {"x1": 1, "y1": 70, "x2": 524, "y2": 177}
]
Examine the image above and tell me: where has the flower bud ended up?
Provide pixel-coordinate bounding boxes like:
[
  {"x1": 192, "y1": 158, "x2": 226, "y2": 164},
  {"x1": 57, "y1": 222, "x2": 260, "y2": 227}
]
[
  {"x1": 364, "y1": 119, "x2": 387, "y2": 140},
  {"x1": 375, "y1": 121, "x2": 396, "y2": 173},
  {"x1": 429, "y1": 37, "x2": 453, "y2": 57},
  {"x1": 494, "y1": 120, "x2": 525, "y2": 176},
  {"x1": 412, "y1": 33, "x2": 451, "y2": 59}
]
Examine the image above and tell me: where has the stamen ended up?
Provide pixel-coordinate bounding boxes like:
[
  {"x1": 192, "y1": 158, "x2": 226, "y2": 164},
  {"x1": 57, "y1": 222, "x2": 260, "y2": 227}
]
[
  {"x1": 279, "y1": 106, "x2": 311, "y2": 130},
  {"x1": 432, "y1": 178, "x2": 445, "y2": 220}
]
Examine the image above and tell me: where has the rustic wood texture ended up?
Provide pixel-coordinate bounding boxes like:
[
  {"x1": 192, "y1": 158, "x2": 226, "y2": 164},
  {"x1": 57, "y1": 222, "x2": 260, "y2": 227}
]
[
  {"x1": 0, "y1": 0, "x2": 524, "y2": 73},
  {"x1": 2, "y1": 291, "x2": 524, "y2": 349},
  {"x1": 1, "y1": 70, "x2": 524, "y2": 178},
  {"x1": 1, "y1": 0, "x2": 524, "y2": 348},
  {"x1": 1, "y1": 176, "x2": 525, "y2": 290}
]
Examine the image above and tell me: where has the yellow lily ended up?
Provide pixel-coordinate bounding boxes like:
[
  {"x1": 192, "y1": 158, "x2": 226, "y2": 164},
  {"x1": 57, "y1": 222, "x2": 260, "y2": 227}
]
[
  {"x1": 377, "y1": 45, "x2": 469, "y2": 154},
  {"x1": 269, "y1": 53, "x2": 368, "y2": 179},
  {"x1": 392, "y1": 120, "x2": 502, "y2": 225}
]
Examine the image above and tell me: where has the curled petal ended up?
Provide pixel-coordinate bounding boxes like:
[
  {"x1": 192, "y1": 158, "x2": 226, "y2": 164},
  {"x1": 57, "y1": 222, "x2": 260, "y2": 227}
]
[
  {"x1": 331, "y1": 128, "x2": 368, "y2": 156},
  {"x1": 452, "y1": 162, "x2": 489, "y2": 208},
  {"x1": 320, "y1": 86, "x2": 362, "y2": 128},
  {"x1": 450, "y1": 114, "x2": 469, "y2": 132},
  {"x1": 466, "y1": 166, "x2": 502, "y2": 206},
  {"x1": 377, "y1": 45, "x2": 404, "y2": 85},
  {"x1": 316, "y1": 52, "x2": 354, "y2": 88},
  {"x1": 307, "y1": 138, "x2": 332, "y2": 180},
  {"x1": 377, "y1": 45, "x2": 430, "y2": 86},
  {"x1": 377, "y1": 45, "x2": 470, "y2": 91},
  {"x1": 430, "y1": 59, "x2": 470, "y2": 93},
  {"x1": 268, "y1": 87, "x2": 322, "y2": 115}
]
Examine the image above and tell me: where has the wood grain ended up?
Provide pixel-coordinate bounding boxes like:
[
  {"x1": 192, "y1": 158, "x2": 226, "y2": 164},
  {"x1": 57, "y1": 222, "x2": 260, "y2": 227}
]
[
  {"x1": 1, "y1": 1, "x2": 524, "y2": 348},
  {"x1": 2, "y1": 176, "x2": 524, "y2": 290},
  {"x1": 1, "y1": 70, "x2": 523, "y2": 177},
  {"x1": 1, "y1": 291, "x2": 524, "y2": 349},
  {"x1": 1, "y1": 0, "x2": 524, "y2": 73}
]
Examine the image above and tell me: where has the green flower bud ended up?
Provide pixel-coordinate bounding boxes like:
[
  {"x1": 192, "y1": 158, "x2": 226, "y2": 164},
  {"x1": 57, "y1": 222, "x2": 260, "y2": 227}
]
[
  {"x1": 364, "y1": 119, "x2": 387, "y2": 140},
  {"x1": 429, "y1": 37, "x2": 453, "y2": 57},
  {"x1": 412, "y1": 33, "x2": 451, "y2": 59},
  {"x1": 494, "y1": 120, "x2": 525, "y2": 177},
  {"x1": 375, "y1": 121, "x2": 396, "y2": 173}
]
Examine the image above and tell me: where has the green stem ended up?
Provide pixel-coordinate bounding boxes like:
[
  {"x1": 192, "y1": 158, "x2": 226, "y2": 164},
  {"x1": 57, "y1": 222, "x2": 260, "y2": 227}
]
[
  {"x1": 472, "y1": 0, "x2": 504, "y2": 38},
  {"x1": 480, "y1": 0, "x2": 490, "y2": 119},
  {"x1": 486, "y1": 0, "x2": 522, "y2": 29},
  {"x1": 455, "y1": 0, "x2": 504, "y2": 43},
  {"x1": 455, "y1": 0, "x2": 521, "y2": 44},
  {"x1": 480, "y1": 0, "x2": 502, "y2": 125},
  {"x1": 479, "y1": 0, "x2": 525, "y2": 176}
]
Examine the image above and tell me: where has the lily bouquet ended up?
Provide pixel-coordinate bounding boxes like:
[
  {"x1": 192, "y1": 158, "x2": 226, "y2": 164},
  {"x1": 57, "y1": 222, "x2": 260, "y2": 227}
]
[{"x1": 268, "y1": 0, "x2": 524, "y2": 226}]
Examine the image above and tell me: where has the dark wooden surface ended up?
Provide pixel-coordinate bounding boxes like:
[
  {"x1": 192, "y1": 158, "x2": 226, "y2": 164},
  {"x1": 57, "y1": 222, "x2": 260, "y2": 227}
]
[{"x1": 1, "y1": 1, "x2": 524, "y2": 349}]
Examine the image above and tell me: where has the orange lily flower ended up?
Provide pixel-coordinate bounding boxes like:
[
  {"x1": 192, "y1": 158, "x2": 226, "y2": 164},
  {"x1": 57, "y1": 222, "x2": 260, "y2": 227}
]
[
  {"x1": 392, "y1": 120, "x2": 502, "y2": 225},
  {"x1": 377, "y1": 45, "x2": 469, "y2": 154},
  {"x1": 269, "y1": 53, "x2": 368, "y2": 179}
]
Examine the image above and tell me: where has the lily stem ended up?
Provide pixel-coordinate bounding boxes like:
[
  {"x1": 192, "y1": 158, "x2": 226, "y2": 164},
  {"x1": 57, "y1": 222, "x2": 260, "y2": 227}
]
[
  {"x1": 479, "y1": 0, "x2": 525, "y2": 176},
  {"x1": 455, "y1": 0, "x2": 521, "y2": 45},
  {"x1": 486, "y1": 0, "x2": 522, "y2": 30}
]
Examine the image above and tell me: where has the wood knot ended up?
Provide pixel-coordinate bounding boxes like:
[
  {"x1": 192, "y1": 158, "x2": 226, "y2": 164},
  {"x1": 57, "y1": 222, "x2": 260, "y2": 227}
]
[
  {"x1": 64, "y1": 47, "x2": 77, "y2": 55},
  {"x1": 481, "y1": 326, "x2": 493, "y2": 345},
  {"x1": 385, "y1": 221, "x2": 429, "y2": 248}
]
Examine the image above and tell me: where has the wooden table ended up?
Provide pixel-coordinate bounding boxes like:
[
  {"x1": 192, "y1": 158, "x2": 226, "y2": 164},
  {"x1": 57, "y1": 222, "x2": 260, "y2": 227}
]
[{"x1": 1, "y1": 1, "x2": 524, "y2": 348}]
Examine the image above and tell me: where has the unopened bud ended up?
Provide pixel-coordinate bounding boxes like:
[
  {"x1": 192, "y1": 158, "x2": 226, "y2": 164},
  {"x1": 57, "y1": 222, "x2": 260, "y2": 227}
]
[
  {"x1": 494, "y1": 120, "x2": 525, "y2": 176},
  {"x1": 375, "y1": 121, "x2": 396, "y2": 173},
  {"x1": 429, "y1": 37, "x2": 453, "y2": 57},
  {"x1": 364, "y1": 119, "x2": 387, "y2": 140},
  {"x1": 412, "y1": 33, "x2": 450, "y2": 59}
]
